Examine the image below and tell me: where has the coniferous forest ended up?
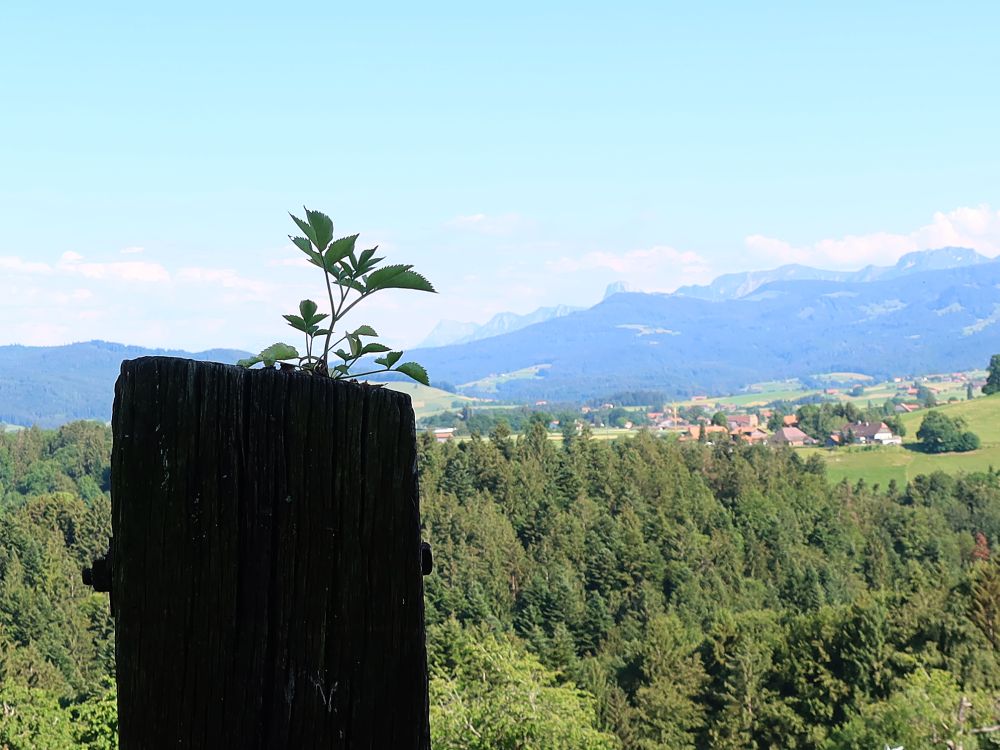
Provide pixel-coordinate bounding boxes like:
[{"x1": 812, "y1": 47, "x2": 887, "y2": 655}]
[{"x1": 3, "y1": 420, "x2": 1000, "y2": 748}]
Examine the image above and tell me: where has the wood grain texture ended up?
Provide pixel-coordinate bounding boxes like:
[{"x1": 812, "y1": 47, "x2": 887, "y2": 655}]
[{"x1": 111, "y1": 356, "x2": 429, "y2": 749}]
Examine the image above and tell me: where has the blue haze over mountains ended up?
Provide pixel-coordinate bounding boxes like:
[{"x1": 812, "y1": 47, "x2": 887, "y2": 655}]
[
  {"x1": 1, "y1": 248, "x2": 998, "y2": 427},
  {"x1": 410, "y1": 247, "x2": 1000, "y2": 401}
]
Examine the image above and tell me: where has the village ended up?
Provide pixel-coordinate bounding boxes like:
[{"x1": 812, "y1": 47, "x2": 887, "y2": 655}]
[{"x1": 423, "y1": 369, "x2": 987, "y2": 448}]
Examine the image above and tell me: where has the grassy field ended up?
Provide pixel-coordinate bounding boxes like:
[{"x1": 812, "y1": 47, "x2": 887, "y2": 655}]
[
  {"x1": 368, "y1": 381, "x2": 479, "y2": 421},
  {"x1": 458, "y1": 364, "x2": 551, "y2": 394},
  {"x1": 804, "y1": 394, "x2": 1000, "y2": 485}
]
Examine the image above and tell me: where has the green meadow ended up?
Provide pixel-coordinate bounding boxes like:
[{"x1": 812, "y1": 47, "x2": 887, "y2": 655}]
[
  {"x1": 371, "y1": 381, "x2": 479, "y2": 421},
  {"x1": 803, "y1": 394, "x2": 1000, "y2": 485}
]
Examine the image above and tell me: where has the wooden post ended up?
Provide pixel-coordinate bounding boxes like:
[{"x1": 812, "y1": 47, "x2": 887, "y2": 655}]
[{"x1": 109, "y1": 356, "x2": 430, "y2": 749}]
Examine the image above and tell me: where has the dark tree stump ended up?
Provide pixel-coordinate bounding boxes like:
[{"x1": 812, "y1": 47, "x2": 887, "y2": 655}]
[{"x1": 110, "y1": 356, "x2": 429, "y2": 749}]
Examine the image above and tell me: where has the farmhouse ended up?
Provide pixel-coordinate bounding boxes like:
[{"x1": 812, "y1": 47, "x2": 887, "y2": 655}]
[
  {"x1": 727, "y1": 414, "x2": 759, "y2": 431},
  {"x1": 733, "y1": 427, "x2": 769, "y2": 445},
  {"x1": 432, "y1": 427, "x2": 457, "y2": 443},
  {"x1": 838, "y1": 421, "x2": 902, "y2": 446},
  {"x1": 769, "y1": 427, "x2": 816, "y2": 446}
]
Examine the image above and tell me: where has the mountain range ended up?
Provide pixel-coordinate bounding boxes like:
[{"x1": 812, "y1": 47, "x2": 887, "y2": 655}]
[
  {"x1": 407, "y1": 248, "x2": 1000, "y2": 401},
  {"x1": 673, "y1": 247, "x2": 990, "y2": 301},
  {"x1": 2, "y1": 247, "x2": 998, "y2": 426},
  {"x1": 418, "y1": 304, "x2": 583, "y2": 348}
]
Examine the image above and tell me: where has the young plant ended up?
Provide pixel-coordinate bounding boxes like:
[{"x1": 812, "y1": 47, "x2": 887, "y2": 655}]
[{"x1": 237, "y1": 208, "x2": 435, "y2": 385}]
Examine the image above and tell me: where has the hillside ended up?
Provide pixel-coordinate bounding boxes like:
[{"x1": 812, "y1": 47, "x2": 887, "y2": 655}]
[
  {"x1": 4, "y1": 249, "x2": 1000, "y2": 427},
  {"x1": 411, "y1": 259, "x2": 1000, "y2": 401},
  {"x1": 814, "y1": 394, "x2": 1000, "y2": 485},
  {"x1": 0, "y1": 341, "x2": 250, "y2": 428}
]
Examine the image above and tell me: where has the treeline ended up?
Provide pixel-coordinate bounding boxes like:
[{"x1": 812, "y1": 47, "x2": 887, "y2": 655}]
[
  {"x1": 0, "y1": 422, "x2": 117, "y2": 749},
  {"x1": 420, "y1": 424, "x2": 1000, "y2": 748},
  {"x1": 5, "y1": 421, "x2": 1000, "y2": 748}
]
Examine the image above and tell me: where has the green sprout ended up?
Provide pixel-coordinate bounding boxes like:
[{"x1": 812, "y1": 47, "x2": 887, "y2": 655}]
[{"x1": 237, "y1": 208, "x2": 435, "y2": 385}]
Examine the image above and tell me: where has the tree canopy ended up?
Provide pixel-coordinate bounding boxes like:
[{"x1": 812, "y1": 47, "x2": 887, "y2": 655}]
[
  {"x1": 5, "y1": 421, "x2": 1000, "y2": 748},
  {"x1": 916, "y1": 410, "x2": 981, "y2": 453}
]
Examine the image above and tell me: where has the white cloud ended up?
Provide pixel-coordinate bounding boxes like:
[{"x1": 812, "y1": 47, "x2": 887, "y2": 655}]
[
  {"x1": 546, "y1": 245, "x2": 714, "y2": 291},
  {"x1": 176, "y1": 267, "x2": 273, "y2": 298},
  {"x1": 52, "y1": 288, "x2": 94, "y2": 304},
  {"x1": 0, "y1": 256, "x2": 52, "y2": 274},
  {"x1": 56, "y1": 253, "x2": 171, "y2": 282},
  {"x1": 747, "y1": 204, "x2": 1000, "y2": 268}
]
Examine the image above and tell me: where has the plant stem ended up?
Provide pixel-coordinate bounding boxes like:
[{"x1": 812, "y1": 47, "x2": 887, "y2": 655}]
[{"x1": 321, "y1": 267, "x2": 338, "y2": 366}]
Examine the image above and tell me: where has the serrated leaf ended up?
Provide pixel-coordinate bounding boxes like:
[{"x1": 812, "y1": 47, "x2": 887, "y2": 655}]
[
  {"x1": 290, "y1": 235, "x2": 323, "y2": 266},
  {"x1": 361, "y1": 342, "x2": 391, "y2": 355},
  {"x1": 324, "y1": 234, "x2": 359, "y2": 271},
  {"x1": 314, "y1": 327, "x2": 331, "y2": 336},
  {"x1": 334, "y1": 349, "x2": 351, "y2": 361},
  {"x1": 290, "y1": 213, "x2": 317, "y2": 247},
  {"x1": 259, "y1": 342, "x2": 300, "y2": 367},
  {"x1": 237, "y1": 355, "x2": 263, "y2": 368},
  {"x1": 352, "y1": 324, "x2": 378, "y2": 337},
  {"x1": 364, "y1": 263, "x2": 411, "y2": 290},
  {"x1": 282, "y1": 314, "x2": 308, "y2": 332},
  {"x1": 375, "y1": 269, "x2": 436, "y2": 293},
  {"x1": 355, "y1": 255, "x2": 384, "y2": 275},
  {"x1": 358, "y1": 247, "x2": 376, "y2": 267},
  {"x1": 333, "y1": 364, "x2": 351, "y2": 376},
  {"x1": 383, "y1": 350, "x2": 403, "y2": 368},
  {"x1": 299, "y1": 299, "x2": 319, "y2": 323},
  {"x1": 395, "y1": 361, "x2": 429, "y2": 386},
  {"x1": 304, "y1": 208, "x2": 333, "y2": 252}
]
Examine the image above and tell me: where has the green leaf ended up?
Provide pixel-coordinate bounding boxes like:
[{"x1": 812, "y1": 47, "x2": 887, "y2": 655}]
[
  {"x1": 304, "y1": 208, "x2": 334, "y2": 252},
  {"x1": 290, "y1": 236, "x2": 323, "y2": 267},
  {"x1": 353, "y1": 247, "x2": 384, "y2": 275},
  {"x1": 324, "y1": 234, "x2": 359, "y2": 270},
  {"x1": 299, "y1": 299, "x2": 319, "y2": 323},
  {"x1": 364, "y1": 263, "x2": 411, "y2": 290},
  {"x1": 290, "y1": 213, "x2": 317, "y2": 247},
  {"x1": 383, "y1": 350, "x2": 404, "y2": 368},
  {"x1": 334, "y1": 349, "x2": 351, "y2": 361},
  {"x1": 282, "y1": 314, "x2": 308, "y2": 332},
  {"x1": 259, "y1": 342, "x2": 300, "y2": 367},
  {"x1": 365, "y1": 264, "x2": 437, "y2": 293},
  {"x1": 237, "y1": 355, "x2": 263, "y2": 368},
  {"x1": 333, "y1": 364, "x2": 351, "y2": 376},
  {"x1": 378, "y1": 269, "x2": 436, "y2": 293},
  {"x1": 349, "y1": 335, "x2": 361, "y2": 357},
  {"x1": 395, "y1": 361, "x2": 429, "y2": 386},
  {"x1": 361, "y1": 342, "x2": 391, "y2": 355},
  {"x1": 352, "y1": 324, "x2": 378, "y2": 337}
]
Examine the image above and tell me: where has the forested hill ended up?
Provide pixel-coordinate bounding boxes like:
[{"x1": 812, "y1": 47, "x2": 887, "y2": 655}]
[
  {"x1": 4, "y1": 421, "x2": 1000, "y2": 748},
  {"x1": 0, "y1": 340, "x2": 249, "y2": 428}
]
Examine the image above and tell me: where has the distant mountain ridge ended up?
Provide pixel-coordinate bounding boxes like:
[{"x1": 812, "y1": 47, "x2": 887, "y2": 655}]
[
  {"x1": 673, "y1": 247, "x2": 990, "y2": 301},
  {"x1": 0, "y1": 341, "x2": 250, "y2": 428},
  {"x1": 4, "y1": 248, "x2": 1000, "y2": 427},
  {"x1": 408, "y1": 253, "x2": 1000, "y2": 401},
  {"x1": 419, "y1": 304, "x2": 582, "y2": 348}
]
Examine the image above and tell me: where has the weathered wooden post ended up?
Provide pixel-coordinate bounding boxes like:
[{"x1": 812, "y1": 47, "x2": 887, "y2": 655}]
[{"x1": 106, "y1": 356, "x2": 430, "y2": 749}]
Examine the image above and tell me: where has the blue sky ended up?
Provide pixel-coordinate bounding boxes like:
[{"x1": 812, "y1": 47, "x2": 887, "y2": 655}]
[{"x1": 2, "y1": 1, "x2": 1000, "y2": 353}]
